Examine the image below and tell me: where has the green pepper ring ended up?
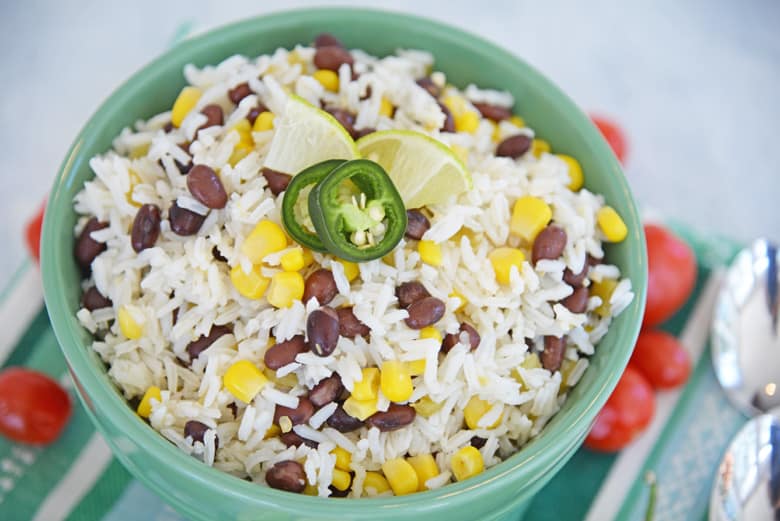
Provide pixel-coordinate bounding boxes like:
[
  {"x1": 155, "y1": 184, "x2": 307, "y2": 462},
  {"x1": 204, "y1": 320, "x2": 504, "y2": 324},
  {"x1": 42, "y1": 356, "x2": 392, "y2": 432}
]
[
  {"x1": 309, "y1": 159, "x2": 407, "y2": 262},
  {"x1": 280, "y1": 159, "x2": 347, "y2": 253}
]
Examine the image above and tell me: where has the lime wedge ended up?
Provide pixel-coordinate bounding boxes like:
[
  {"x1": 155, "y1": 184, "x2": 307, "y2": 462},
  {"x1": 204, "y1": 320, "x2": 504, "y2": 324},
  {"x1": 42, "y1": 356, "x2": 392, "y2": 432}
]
[
  {"x1": 263, "y1": 95, "x2": 360, "y2": 175},
  {"x1": 356, "y1": 130, "x2": 472, "y2": 208}
]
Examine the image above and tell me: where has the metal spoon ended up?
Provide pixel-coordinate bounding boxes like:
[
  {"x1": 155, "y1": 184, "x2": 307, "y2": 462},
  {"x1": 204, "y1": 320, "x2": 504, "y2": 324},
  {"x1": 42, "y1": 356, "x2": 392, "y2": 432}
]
[{"x1": 710, "y1": 238, "x2": 780, "y2": 520}]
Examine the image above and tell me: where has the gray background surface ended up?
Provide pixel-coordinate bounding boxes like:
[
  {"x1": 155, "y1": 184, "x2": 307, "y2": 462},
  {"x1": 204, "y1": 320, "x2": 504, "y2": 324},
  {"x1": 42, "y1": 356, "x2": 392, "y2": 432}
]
[{"x1": 1, "y1": 0, "x2": 778, "y2": 285}]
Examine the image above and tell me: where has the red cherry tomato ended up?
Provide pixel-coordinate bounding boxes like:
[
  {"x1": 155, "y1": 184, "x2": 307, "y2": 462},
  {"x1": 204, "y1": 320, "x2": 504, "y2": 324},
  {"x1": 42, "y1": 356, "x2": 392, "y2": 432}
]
[
  {"x1": 25, "y1": 202, "x2": 45, "y2": 263},
  {"x1": 643, "y1": 224, "x2": 697, "y2": 327},
  {"x1": 630, "y1": 329, "x2": 691, "y2": 389},
  {"x1": 585, "y1": 366, "x2": 655, "y2": 452},
  {"x1": 0, "y1": 368, "x2": 72, "y2": 445},
  {"x1": 590, "y1": 115, "x2": 628, "y2": 164}
]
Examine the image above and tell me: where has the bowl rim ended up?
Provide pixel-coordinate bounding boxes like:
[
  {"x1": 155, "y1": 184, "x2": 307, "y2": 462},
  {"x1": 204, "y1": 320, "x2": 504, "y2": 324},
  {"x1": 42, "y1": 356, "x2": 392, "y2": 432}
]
[{"x1": 41, "y1": 6, "x2": 647, "y2": 514}]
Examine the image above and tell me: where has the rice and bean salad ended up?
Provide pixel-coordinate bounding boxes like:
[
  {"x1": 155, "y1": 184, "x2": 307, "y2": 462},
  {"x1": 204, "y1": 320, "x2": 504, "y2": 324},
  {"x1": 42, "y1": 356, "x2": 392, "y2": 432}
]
[{"x1": 73, "y1": 33, "x2": 633, "y2": 497}]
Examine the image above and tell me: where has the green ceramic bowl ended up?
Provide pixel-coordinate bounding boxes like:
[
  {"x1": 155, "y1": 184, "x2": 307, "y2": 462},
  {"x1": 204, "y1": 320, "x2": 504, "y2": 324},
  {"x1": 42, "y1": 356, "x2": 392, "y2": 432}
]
[{"x1": 42, "y1": 7, "x2": 646, "y2": 521}]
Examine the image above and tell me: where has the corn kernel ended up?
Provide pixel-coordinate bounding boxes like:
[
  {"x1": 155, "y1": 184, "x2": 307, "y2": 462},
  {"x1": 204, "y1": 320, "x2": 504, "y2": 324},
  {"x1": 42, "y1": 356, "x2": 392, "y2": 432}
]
[
  {"x1": 407, "y1": 454, "x2": 439, "y2": 491},
  {"x1": 379, "y1": 97, "x2": 394, "y2": 118},
  {"x1": 303, "y1": 483, "x2": 319, "y2": 496},
  {"x1": 332, "y1": 447, "x2": 352, "y2": 471},
  {"x1": 279, "y1": 248, "x2": 305, "y2": 272},
  {"x1": 382, "y1": 252, "x2": 396, "y2": 267},
  {"x1": 263, "y1": 368, "x2": 299, "y2": 390},
  {"x1": 352, "y1": 367, "x2": 380, "y2": 401},
  {"x1": 287, "y1": 49, "x2": 306, "y2": 67},
  {"x1": 338, "y1": 260, "x2": 360, "y2": 282},
  {"x1": 522, "y1": 352, "x2": 542, "y2": 370},
  {"x1": 118, "y1": 305, "x2": 143, "y2": 340},
  {"x1": 380, "y1": 360, "x2": 414, "y2": 402},
  {"x1": 491, "y1": 122, "x2": 501, "y2": 143},
  {"x1": 267, "y1": 271, "x2": 304, "y2": 308},
  {"x1": 450, "y1": 144, "x2": 469, "y2": 165},
  {"x1": 449, "y1": 290, "x2": 467, "y2": 312},
  {"x1": 489, "y1": 247, "x2": 526, "y2": 285},
  {"x1": 230, "y1": 264, "x2": 269, "y2": 299},
  {"x1": 411, "y1": 396, "x2": 443, "y2": 417},
  {"x1": 464, "y1": 396, "x2": 502, "y2": 430},
  {"x1": 331, "y1": 468, "x2": 352, "y2": 491},
  {"x1": 510, "y1": 195, "x2": 552, "y2": 243},
  {"x1": 223, "y1": 360, "x2": 267, "y2": 403},
  {"x1": 129, "y1": 143, "x2": 150, "y2": 160},
  {"x1": 313, "y1": 69, "x2": 340, "y2": 92},
  {"x1": 232, "y1": 119, "x2": 255, "y2": 146},
  {"x1": 596, "y1": 206, "x2": 628, "y2": 243},
  {"x1": 126, "y1": 170, "x2": 142, "y2": 207},
  {"x1": 560, "y1": 359, "x2": 578, "y2": 387},
  {"x1": 509, "y1": 115, "x2": 526, "y2": 128},
  {"x1": 343, "y1": 395, "x2": 378, "y2": 421},
  {"x1": 591, "y1": 278, "x2": 618, "y2": 317},
  {"x1": 252, "y1": 111, "x2": 276, "y2": 133},
  {"x1": 137, "y1": 385, "x2": 161, "y2": 418},
  {"x1": 363, "y1": 471, "x2": 391, "y2": 495},
  {"x1": 418, "y1": 240, "x2": 442, "y2": 266},
  {"x1": 229, "y1": 142, "x2": 254, "y2": 167},
  {"x1": 442, "y1": 95, "x2": 467, "y2": 117},
  {"x1": 301, "y1": 248, "x2": 315, "y2": 268},
  {"x1": 405, "y1": 359, "x2": 426, "y2": 376},
  {"x1": 419, "y1": 326, "x2": 442, "y2": 344},
  {"x1": 531, "y1": 138, "x2": 551, "y2": 158},
  {"x1": 455, "y1": 111, "x2": 480, "y2": 134},
  {"x1": 171, "y1": 86, "x2": 202, "y2": 127},
  {"x1": 264, "y1": 424, "x2": 281, "y2": 439},
  {"x1": 558, "y1": 154, "x2": 584, "y2": 191},
  {"x1": 381, "y1": 458, "x2": 418, "y2": 496},
  {"x1": 451, "y1": 446, "x2": 484, "y2": 481},
  {"x1": 241, "y1": 220, "x2": 288, "y2": 264}
]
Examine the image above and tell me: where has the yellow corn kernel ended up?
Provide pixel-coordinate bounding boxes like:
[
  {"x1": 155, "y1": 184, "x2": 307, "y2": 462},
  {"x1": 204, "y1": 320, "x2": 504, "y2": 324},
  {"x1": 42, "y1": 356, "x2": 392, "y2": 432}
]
[
  {"x1": 137, "y1": 386, "x2": 161, "y2": 418},
  {"x1": 379, "y1": 97, "x2": 394, "y2": 118},
  {"x1": 380, "y1": 360, "x2": 414, "y2": 402},
  {"x1": 223, "y1": 360, "x2": 267, "y2": 403},
  {"x1": 231, "y1": 119, "x2": 255, "y2": 146},
  {"x1": 381, "y1": 458, "x2": 418, "y2": 496},
  {"x1": 420, "y1": 326, "x2": 443, "y2": 344},
  {"x1": 301, "y1": 248, "x2": 315, "y2": 268},
  {"x1": 489, "y1": 247, "x2": 526, "y2": 285},
  {"x1": 560, "y1": 359, "x2": 578, "y2": 387},
  {"x1": 267, "y1": 271, "x2": 304, "y2": 308},
  {"x1": 411, "y1": 395, "x2": 443, "y2": 418},
  {"x1": 407, "y1": 454, "x2": 439, "y2": 491},
  {"x1": 230, "y1": 264, "x2": 270, "y2": 300},
  {"x1": 449, "y1": 290, "x2": 467, "y2": 312},
  {"x1": 280, "y1": 248, "x2": 305, "y2": 272},
  {"x1": 264, "y1": 424, "x2": 281, "y2": 439},
  {"x1": 558, "y1": 154, "x2": 584, "y2": 191},
  {"x1": 591, "y1": 278, "x2": 618, "y2": 317},
  {"x1": 491, "y1": 122, "x2": 501, "y2": 143},
  {"x1": 241, "y1": 220, "x2": 288, "y2": 264},
  {"x1": 118, "y1": 305, "x2": 143, "y2": 340},
  {"x1": 510, "y1": 195, "x2": 552, "y2": 243},
  {"x1": 418, "y1": 240, "x2": 442, "y2": 266},
  {"x1": 509, "y1": 115, "x2": 526, "y2": 128},
  {"x1": 363, "y1": 471, "x2": 391, "y2": 495},
  {"x1": 352, "y1": 367, "x2": 380, "y2": 401},
  {"x1": 382, "y1": 252, "x2": 396, "y2": 267},
  {"x1": 455, "y1": 111, "x2": 480, "y2": 134},
  {"x1": 451, "y1": 446, "x2": 484, "y2": 481},
  {"x1": 338, "y1": 260, "x2": 360, "y2": 282},
  {"x1": 450, "y1": 144, "x2": 469, "y2": 165},
  {"x1": 332, "y1": 447, "x2": 352, "y2": 471},
  {"x1": 596, "y1": 206, "x2": 628, "y2": 243},
  {"x1": 126, "y1": 171, "x2": 142, "y2": 207},
  {"x1": 263, "y1": 368, "x2": 299, "y2": 390},
  {"x1": 229, "y1": 141, "x2": 253, "y2": 167},
  {"x1": 522, "y1": 352, "x2": 542, "y2": 370},
  {"x1": 252, "y1": 111, "x2": 275, "y2": 133},
  {"x1": 442, "y1": 95, "x2": 467, "y2": 117},
  {"x1": 464, "y1": 396, "x2": 502, "y2": 430},
  {"x1": 303, "y1": 483, "x2": 319, "y2": 496},
  {"x1": 343, "y1": 395, "x2": 378, "y2": 421},
  {"x1": 287, "y1": 49, "x2": 306, "y2": 67},
  {"x1": 405, "y1": 359, "x2": 426, "y2": 376},
  {"x1": 531, "y1": 138, "x2": 551, "y2": 158},
  {"x1": 129, "y1": 143, "x2": 150, "y2": 160},
  {"x1": 313, "y1": 69, "x2": 340, "y2": 92},
  {"x1": 171, "y1": 86, "x2": 202, "y2": 127},
  {"x1": 331, "y1": 468, "x2": 352, "y2": 491}
]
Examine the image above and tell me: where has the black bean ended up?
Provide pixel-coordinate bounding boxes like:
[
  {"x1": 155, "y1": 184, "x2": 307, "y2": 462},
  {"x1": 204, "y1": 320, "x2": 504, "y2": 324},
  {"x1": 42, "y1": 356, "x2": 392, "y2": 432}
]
[
  {"x1": 303, "y1": 269, "x2": 338, "y2": 305},
  {"x1": 562, "y1": 286, "x2": 589, "y2": 314},
  {"x1": 472, "y1": 102, "x2": 512, "y2": 122},
  {"x1": 186, "y1": 325, "x2": 232, "y2": 364},
  {"x1": 329, "y1": 485, "x2": 350, "y2": 498},
  {"x1": 187, "y1": 165, "x2": 228, "y2": 210},
  {"x1": 74, "y1": 217, "x2": 108, "y2": 270},
  {"x1": 228, "y1": 82, "x2": 252, "y2": 104},
  {"x1": 198, "y1": 104, "x2": 224, "y2": 132},
  {"x1": 587, "y1": 254, "x2": 603, "y2": 267},
  {"x1": 274, "y1": 398, "x2": 315, "y2": 426},
  {"x1": 326, "y1": 404, "x2": 365, "y2": 432},
  {"x1": 264, "y1": 335, "x2": 309, "y2": 370},
  {"x1": 496, "y1": 134, "x2": 532, "y2": 159},
  {"x1": 541, "y1": 336, "x2": 566, "y2": 372},
  {"x1": 247, "y1": 104, "x2": 268, "y2": 125},
  {"x1": 314, "y1": 33, "x2": 343, "y2": 48},
  {"x1": 325, "y1": 107, "x2": 357, "y2": 138},
  {"x1": 404, "y1": 209, "x2": 430, "y2": 240},
  {"x1": 438, "y1": 102, "x2": 455, "y2": 133},
  {"x1": 212, "y1": 245, "x2": 227, "y2": 262},
  {"x1": 365, "y1": 404, "x2": 416, "y2": 432},
  {"x1": 131, "y1": 204, "x2": 161, "y2": 253},
  {"x1": 169, "y1": 201, "x2": 206, "y2": 236},
  {"x1": 227, "y1": 402, "x2": 238, "y2": 418},
  {"x1": 184, "y1": 420, "x2": 219, "y2": 451},
  {"x1": 261, "y1": 167, "x2": 292, "y2": 196},
  {"x1": 336, "y1": 307, "x2": 370, "y2": 339},
  {"x1": 175, "y1": 159, "x2": 193, "y2": 175},
  {"x1": 532, "y1": 225, "x2": 567, "y2": 264},
  {"x1": 404, "y1": 297, "x2": 445, "y2": 329},
  {"x1": 266, "y1": 460, "x2": 306, "y2": 493},
  {"x1": 279, "y1": 431, "x2": 318, "y2": 448},
  {"x1": 353, "y1": 127, "x2": 375, "y2": 139},
  {"x1": 416, "y1": 77, "x2": 441, "y2": 98},
  {"x1": 470, "y1": 436, "x2": 487, "y2": 449},
  {"x1": 563, "y1": 265, "x2": 588, "y2": 287},
  {"x1": 314, "y1": 46, "x2": 354, "y2": 72},
  {"x1": 81, "y1": 286, "x2": 112, "y2": 311},
  {"x1": 441, "y1": 322, "x2": 481, "y2": 353},
  {"x1": 163, "y1": 121, "x2": 174, "y2": 133},
  {"x1": 307, "y1": 307, "x2": 340, "y2": 356},
  {"x1": 308, "y1": 375, "x2": 344, "y2": 408},
  {"x1": 395, "y1": 281, "x2": 430, "y2": 309}
]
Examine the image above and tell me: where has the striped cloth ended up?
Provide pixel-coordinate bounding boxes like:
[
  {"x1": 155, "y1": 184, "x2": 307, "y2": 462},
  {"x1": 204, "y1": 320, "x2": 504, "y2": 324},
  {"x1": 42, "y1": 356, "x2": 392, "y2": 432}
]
[{"x1": 0, "y1": 226, "x2": 745, "y2": 521}]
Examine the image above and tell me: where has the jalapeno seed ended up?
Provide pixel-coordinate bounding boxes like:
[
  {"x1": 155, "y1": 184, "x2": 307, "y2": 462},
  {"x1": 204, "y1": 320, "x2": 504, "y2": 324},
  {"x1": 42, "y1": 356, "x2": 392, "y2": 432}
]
[
  {"x1": 395, "y1": 281, "x2": 431, "y2": 309},
  {"x1": 404, "y1": 297, "x2": 445, "y2": 329},
  {"x1": 337, "y1": 307, "x2": 370, "y2": 339},
  {"x1": 404, "y1": 209, "x2": 430, "y2": 240},
  {"x1": 264, "y1": 335, "x2": 309, "y2": 370},
  {"x1": 308, "y1": 375, "x2": 344, "y2": 408},
  {"x1": 187, "y1": 165, "x2": 228, "y2": 210},
  {"x1": 366, "y1": 404, "x2": 416, "y2": 432},
  {"x1": 307, "y1": 307, "x2": 340, "y2": 357},
  {"x1": 266, "y1": 460, "x2": 306, "y2": 493},
  {"x1": 169, "y1": 201, "x2": 206, "y2": 236},
  {"x1": 131, "y1": 204, "x2": 161, "y2": 253},
  {"x1": 496, "y1": 134, "x2": 532, "y2": 159},
  {"x1": 303, "y1": 269, "x2": 338, "y2": 305},
  {"x1": 75, "y1": 217, "x2": 108, "y2": 270},
  {"x1": 532, "y1": 225, "x2": 567, "y2": 264},
  {"x1": 541, "y1": 335, "x2": 566, "y2": 372}
]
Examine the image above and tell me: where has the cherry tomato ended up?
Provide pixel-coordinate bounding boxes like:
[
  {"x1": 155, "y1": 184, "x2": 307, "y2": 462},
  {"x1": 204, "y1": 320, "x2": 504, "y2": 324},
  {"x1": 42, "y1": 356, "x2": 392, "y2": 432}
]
[
  {"x1": 0, "y1": 368, "x2": 72, "y2": 445},
  {"x1": 25, "y1": 202, "x2": 45, "y2": 263},
  {"x1": 590, "y1": 115, "x2": 628, "y2": 164},
  {"x1": 630, "y1": 329, "x2": 691, "y2": 389},
  {"x1": 643, "y1": 224, "x2": 697, "y2": 327},
  {"x1": 585, "y1": 366, "x2": 655, "y2": 452}
]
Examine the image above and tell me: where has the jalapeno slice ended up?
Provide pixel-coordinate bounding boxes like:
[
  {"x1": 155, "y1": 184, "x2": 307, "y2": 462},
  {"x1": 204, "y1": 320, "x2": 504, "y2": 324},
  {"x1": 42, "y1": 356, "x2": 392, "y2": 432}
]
[
  {"x1": 309, "y1": 159, "x2": 407, "y2": 262},
  {"x1": 281, "y1": 159, "x2": 347, "y2": 252}
]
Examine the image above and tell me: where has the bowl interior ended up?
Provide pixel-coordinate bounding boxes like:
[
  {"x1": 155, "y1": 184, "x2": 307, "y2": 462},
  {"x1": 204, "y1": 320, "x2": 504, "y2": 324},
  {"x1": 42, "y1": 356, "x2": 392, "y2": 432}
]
[{"x1": 41, "y1": 7, "x2": 646, "y2": 517}]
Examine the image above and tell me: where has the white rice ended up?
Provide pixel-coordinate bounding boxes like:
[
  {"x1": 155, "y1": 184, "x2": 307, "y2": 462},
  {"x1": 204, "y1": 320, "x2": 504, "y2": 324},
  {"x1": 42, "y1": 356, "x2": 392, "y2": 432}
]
[{"x1": 73, "y1": 40, "x2": 633, "y2": 498}]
